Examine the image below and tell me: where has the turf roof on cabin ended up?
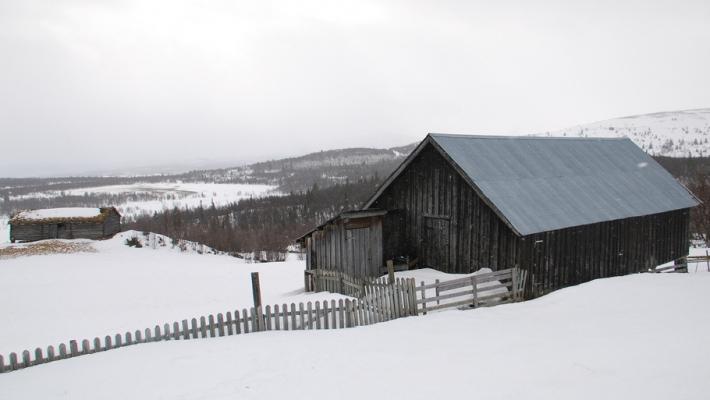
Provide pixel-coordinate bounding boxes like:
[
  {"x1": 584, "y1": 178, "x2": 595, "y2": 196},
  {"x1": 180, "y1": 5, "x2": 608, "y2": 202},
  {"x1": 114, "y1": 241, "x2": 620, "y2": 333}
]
[
  {"x1": 9, "y1": 207, "x2": 120, "y2": 225},
  {"x1": 365, "y1": 134, "x2": 699, "y2": 236}
]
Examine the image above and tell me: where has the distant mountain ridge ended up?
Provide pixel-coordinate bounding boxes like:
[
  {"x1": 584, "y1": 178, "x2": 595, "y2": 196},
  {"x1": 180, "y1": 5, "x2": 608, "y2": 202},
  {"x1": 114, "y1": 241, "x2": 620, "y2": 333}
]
[
  {"x1": 545, "y1": 108, "x2": 710, "y2": 157},
  {"x1": 180, "y1": 143, "x2": 418, "y2": 192}
]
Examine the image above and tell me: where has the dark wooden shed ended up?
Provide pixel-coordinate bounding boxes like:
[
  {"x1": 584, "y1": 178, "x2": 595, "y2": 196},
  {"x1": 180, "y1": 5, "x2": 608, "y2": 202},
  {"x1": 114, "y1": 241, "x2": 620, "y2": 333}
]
[
  {"x1": 9, "y1": 207, "x2": 122, "y2": 242},
  {"x1": 299, "y1": 209, "x2": 385, "y2": 278},
  {"x1": 299, "y1": 134, "x2": 700, "y2": 297}
]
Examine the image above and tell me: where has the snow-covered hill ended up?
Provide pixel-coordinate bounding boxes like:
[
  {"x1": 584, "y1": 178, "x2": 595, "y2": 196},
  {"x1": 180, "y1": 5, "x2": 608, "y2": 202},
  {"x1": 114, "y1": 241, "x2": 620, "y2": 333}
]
[{"x1": 546, "y1": 108, "x2": 710, "y2": 157}]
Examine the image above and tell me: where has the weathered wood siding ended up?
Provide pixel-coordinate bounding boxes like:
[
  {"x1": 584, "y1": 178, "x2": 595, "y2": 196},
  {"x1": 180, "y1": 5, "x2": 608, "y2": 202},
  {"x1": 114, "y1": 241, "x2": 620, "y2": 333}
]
[
  {"x1": 10, "y1": 209, "x2": 121, "y2": 242},
  {"x1": 369, "y1": 143, "x2": 691, "y2": 297},
  {"x1": 102, "y1": 210, "x2": 122, "y2": 236},
  {"x1": 518, "y1": 208, "x2": 690, "y2": 297},
  {"x1": 370, "y1": 144, "x2": 519, "y2": 274},
  {"x1": 308, "y1": 216, "x2": 383, "y2": 277}
]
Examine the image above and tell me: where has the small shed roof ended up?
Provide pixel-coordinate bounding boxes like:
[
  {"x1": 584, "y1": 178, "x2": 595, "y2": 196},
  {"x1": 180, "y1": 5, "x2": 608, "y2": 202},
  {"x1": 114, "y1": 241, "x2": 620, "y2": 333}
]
[
  {"x1": 9, "y1": 207, "x2": 120, "y2": 226},
  {"x1": 365, "y1": 134, "x2": 699, "y2": 236},
  {"x1": 294, "y1": 209, "x2": 386, "y2": 243}
]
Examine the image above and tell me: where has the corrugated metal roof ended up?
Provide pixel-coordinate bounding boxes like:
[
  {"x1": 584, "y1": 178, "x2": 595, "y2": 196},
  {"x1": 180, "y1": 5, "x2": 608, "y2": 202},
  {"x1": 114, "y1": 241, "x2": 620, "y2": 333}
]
[{"x1": 428, "y1": 134, "x2": 699, "y2": 236}]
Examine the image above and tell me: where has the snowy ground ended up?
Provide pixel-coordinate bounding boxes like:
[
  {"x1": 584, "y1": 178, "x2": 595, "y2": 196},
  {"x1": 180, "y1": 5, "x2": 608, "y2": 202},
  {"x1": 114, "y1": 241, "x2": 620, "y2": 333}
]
[
  {"x1": 1, "y1": 234, "x2": 708, "y2": 399},
  {"x1": 6, "y1": 182, "x2": 276, "y2": 220},
  {"x1": 0, "y1": 232, "x2": 344, "y2": 354},
  {"x1": 0, "y1": 215, "x2": 9, "y2": 243},
  {"x1": 2, "y1": 272, "x2": 709, "y2": 399}
]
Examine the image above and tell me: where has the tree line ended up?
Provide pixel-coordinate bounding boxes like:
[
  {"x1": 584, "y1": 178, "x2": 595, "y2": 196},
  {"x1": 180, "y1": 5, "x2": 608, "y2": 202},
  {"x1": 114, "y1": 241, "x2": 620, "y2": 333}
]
[
  {"x1": 125, "y1": 157, "x2": 710, "y2": 260},
  {"x1": 124, "y1": 177, "x2": 381, "y2": 261}
]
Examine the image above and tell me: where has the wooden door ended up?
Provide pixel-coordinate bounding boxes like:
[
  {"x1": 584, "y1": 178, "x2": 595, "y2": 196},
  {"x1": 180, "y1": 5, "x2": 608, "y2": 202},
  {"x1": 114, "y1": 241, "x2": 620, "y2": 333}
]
[
  {"x1": 347, "y1": 227, "x2": 371, "y2": 277},
  {"x1": 56, "y1": 223, "x2": 69, "y2": 239},
  {"x1": 422, "y1": 216, "x2": 450, "y2": 270},
  {"x1": 48, "y1": 224, "x2": 58, "y2": 239}
]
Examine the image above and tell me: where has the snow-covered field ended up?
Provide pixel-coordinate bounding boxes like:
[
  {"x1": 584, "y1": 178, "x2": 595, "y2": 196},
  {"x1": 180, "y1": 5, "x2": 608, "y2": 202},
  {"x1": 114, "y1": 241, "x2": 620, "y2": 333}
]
[
  {"x1": 7, "y1": 182, "x2": 276, "y2": 220},
  {"x1": 1, "y1": 233, "x2": 708, "y2": 399},
  {"x1": 2, "y1": 269, "x2": 709, "y2": 399},
  {"x1": 0, "y1": 232, "x2": 344, "y2": 354}
]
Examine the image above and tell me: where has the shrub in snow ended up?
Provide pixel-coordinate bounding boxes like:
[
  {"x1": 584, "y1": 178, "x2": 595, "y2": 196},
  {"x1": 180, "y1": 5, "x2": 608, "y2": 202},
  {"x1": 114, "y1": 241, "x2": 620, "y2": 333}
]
[{"x1": 125, "y1": 237, "x2": 143, "y2": 248}]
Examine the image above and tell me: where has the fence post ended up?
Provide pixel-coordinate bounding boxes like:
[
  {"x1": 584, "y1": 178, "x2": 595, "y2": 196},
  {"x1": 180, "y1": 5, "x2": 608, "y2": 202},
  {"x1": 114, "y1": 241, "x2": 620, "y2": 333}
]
[
  {"x1": 472, "y1": 276, "x2": 479, "y2": 308},
  {"x1": 435, "y1": 279, "x2": 440, "y2": 306},
  {"x1": 59, "y1": 344, "x2": 67, "y2": 359},
  {"x1": 408, "y1": 279, "x2": 416, "y2": 316},
  {"x1": 344, "y1": 299, "x2": 352, "y2": 328},
  {"x1": 511, "y1": 268, "x2": 518, "y2": 302},
  {"x1": 420, "y1": 281, "x2": 427, "y2": 315},
  {"x1": 34, "y1": 348, "x2": 44, "y2": 365},
  {"x1": 266, "y1": 305, "x2": 273, "y2": 331},
  {"x1": 251, "y1": 272, "x2": 262, "y2": 309},
  {"x1": 387, "y1": 260, "x2": 395, "y2": 284}
]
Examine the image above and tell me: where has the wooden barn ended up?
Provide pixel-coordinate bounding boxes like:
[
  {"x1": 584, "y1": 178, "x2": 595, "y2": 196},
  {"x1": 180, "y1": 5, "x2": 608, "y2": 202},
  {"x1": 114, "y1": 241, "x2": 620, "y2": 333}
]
[
  {"x1": 9, "y1": 207, "x2": 122, "y2": 242},
  {"x1": 298, "y1": 134, "x2": 700, "y2": 297}
]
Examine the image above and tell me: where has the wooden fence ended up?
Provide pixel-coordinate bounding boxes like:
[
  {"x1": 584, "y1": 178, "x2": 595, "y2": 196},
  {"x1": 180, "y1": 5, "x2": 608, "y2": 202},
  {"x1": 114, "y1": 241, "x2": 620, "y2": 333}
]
[
  {"x1": 653, "y1": 253, "x2": 710, "y2": 273},
  {"x1": 308, "y1": 269, "x2": 377, "y2": 298},
  {"x1": 415, "y1": 268, "x2": 527, "y2": 313},
  {"x1": 2, "y1": 267, "x2": 526, "y2": 374},
  {"x1": 0, "y1": 291, "x2": 416, "y2": 374},
  {"x1": 311, "y1": 267, "x2": 527, "y2": 314}
]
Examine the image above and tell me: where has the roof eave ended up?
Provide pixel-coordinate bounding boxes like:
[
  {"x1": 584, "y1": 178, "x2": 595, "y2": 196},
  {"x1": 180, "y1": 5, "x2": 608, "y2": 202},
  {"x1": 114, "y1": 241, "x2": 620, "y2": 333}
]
[{"x1": 362, "y1": 135, "x2": 436, "y2": 209}]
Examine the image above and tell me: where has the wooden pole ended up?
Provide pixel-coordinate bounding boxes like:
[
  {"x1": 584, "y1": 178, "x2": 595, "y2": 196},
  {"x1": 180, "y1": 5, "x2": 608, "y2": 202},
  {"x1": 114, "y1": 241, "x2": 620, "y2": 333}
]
[
  {"x1": 251, "y1": 272, "x2": 262, "y2": 309},
  {"x1": 387, "y1": 260, "x2": 395, "y2": 285}
]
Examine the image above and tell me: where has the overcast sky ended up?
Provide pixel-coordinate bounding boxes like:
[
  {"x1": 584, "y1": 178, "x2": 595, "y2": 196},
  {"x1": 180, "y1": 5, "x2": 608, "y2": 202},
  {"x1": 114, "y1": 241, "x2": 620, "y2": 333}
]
[{"x1": 1, "y1": 0, "x2": 709, "y2": 177}]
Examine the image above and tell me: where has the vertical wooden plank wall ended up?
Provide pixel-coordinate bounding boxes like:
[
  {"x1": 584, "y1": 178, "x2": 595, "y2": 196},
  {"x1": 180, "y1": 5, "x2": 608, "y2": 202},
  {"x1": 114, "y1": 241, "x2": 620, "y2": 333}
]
[
  {"x1": 370, "y1": 144, "x2": 519, "y2": 274},
  {"x1": 517, "y1": 208, "x2": 691, "y2": 297},
  {"x1": 307, "y1": 216, "x2": 384, "y2": 278}
]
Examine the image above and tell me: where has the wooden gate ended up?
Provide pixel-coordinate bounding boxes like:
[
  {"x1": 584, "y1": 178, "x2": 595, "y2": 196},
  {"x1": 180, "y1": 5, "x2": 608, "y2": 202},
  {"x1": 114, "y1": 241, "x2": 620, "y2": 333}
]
[{"x1": 422, "y1": 215, "x2": 449, "y2": 270}]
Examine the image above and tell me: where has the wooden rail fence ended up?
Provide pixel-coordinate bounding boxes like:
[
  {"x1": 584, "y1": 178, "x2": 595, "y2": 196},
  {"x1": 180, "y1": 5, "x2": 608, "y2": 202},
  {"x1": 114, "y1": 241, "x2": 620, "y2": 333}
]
[
  {"x1": 311, "y1": 267, "x2": 527, "y2": 314},
  {"x1": 653, "y1": 253, "x2": 710, "y2": 273},
  {"x1": 415, "y1": 268, "x2": 527, "y2": 313}
]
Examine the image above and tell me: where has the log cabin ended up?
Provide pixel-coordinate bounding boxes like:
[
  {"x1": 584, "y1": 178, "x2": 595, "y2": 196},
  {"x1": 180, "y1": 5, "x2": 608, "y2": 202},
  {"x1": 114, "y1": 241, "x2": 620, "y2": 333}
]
[
  {"x1": 9, "y1": 207, "x2": 121, "y2": 242},
  {"x1": 297, "y1": 134, "x2": 700, "y2": 297}
]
